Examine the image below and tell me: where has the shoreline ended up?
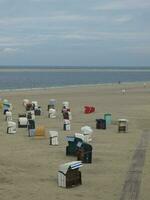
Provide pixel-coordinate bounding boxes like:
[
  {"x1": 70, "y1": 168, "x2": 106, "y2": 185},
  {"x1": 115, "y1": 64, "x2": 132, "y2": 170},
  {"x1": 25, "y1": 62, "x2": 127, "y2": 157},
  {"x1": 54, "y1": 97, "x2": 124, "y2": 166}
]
[
  {"x1": 0, "y1": 68, "x2": 150, "y2": 73},
  {"x1": 0, "y1": 81, "x2": 149, "y2": 93}
]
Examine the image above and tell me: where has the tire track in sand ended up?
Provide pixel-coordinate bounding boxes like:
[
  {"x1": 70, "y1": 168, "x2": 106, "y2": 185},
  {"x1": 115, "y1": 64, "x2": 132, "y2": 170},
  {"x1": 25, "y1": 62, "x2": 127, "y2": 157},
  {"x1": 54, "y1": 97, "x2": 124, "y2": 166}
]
[{"x1": 120, "y1": 130, "x2": 150, "y2": 200}]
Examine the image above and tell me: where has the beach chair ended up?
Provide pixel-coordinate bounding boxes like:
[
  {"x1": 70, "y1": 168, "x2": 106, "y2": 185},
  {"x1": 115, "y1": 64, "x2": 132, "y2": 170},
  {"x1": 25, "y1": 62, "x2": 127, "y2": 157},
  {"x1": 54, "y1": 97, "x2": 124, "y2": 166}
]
[
  {"x1": 48, "y1": 99, "x2": 56, "y2": 110},
  {"x1": 34, "y1": 106, "x2": 41, "y2": 116},
  {"x1": 63, "y1": 119, "x2": 71, "y2": 131},
  {"x1": 66, "y1": 136, "x2": 83, "y2": 156},
  {"x1": 18, "y1": 114, "x2": 28, "y2": 128},
  {"x1": 32, "y1": 101, "x2": 38, "y2": 110},
  {"x1": 118, "y1": 119, "x2": 128, "y2": 133},
  {"x1": 23, "y1": 99, "x2": 29, "y2": 107},
  {"x1": 62, "y1": 101, "x2": 69, "y2": 109},
  {"x1": 96, "y1": 119, "x2": 106, "y2": 129},
  {"x1": 58, "y1": 161, "x2": 82, "y2": 188},
  {"x1": 81, "y1": 126, "x2": 93, "y2": 142},
  {"x1": 74, "y1": 133, "x2": 85, "y2": 142},
  {"x1": 76, "y1": 142, "x2": 92, "y2": 163},
  {"x1": 7, "y1": 121, "x2": 16, "y2": 134},
  {"x1": 49, "y1": 131, "x2": 58, "y2": 145},
  {"x1": 35, "y1": 126, "x2": 45, "y2": 137},
  {"x1": 48, "y1": 108, "x2": 56, "y2": 118},
  {"x1": 5, "y1": 111, "x2": 12, "y2": 122}
]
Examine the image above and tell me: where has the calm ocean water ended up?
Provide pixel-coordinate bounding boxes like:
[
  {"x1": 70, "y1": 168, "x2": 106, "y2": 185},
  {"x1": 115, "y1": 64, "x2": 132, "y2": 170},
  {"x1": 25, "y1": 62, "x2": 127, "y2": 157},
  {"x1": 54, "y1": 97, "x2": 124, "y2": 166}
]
[{"x1": 0, "y1": 67, "x2": 150, "y2": 90}]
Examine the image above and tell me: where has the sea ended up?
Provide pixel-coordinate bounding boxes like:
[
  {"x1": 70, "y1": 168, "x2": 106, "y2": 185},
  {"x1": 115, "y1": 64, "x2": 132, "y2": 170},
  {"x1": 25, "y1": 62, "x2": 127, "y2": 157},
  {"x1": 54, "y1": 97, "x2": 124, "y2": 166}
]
[{"x1": 0, "y1": 66, "x2": 150, "y2": 91}]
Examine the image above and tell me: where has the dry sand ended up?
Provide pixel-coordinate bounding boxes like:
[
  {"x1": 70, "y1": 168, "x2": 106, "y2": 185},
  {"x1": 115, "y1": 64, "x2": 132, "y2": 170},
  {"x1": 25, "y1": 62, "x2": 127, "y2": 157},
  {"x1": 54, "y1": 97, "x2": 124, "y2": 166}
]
[{"x1": 0, "y1": 83, "x2": 150, "y2": 200}]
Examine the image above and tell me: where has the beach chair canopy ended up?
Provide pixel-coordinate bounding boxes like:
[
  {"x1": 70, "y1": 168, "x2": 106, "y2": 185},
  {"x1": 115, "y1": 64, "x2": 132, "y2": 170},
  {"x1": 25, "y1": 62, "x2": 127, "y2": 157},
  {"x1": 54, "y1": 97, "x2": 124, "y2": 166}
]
[
  {"x1": 81, "y1": 126, "x2": 93, "y2": 135},
  {"x1": 18, "y1": 113, "x2": 26, "y2": 117},
  {"x1": 118, "y1": 119, "x2": 128, "y2": 126},
  {"x1": 59, "y1": 161, "x2": 82, "y2": 174},
  {"x1": 118, "y1": 119, "x2": 128, "y2": 122},
  {"x1": 49, "y1": 131, "x2": 58, "y2": 137},
  {"x1": 8, "y1": 121, "x2": 16, "y2": 128},
  {"x1": 74, "y1": 133, "x2": 85, "y2": 141},
  {"x1": 62, "y1": 101, "x2": 69, "y2": 108}
]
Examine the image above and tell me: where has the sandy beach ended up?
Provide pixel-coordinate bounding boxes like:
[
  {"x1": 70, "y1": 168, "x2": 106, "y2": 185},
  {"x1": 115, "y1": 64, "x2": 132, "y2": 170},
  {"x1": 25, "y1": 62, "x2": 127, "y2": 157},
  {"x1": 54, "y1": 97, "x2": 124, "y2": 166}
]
[{"x1": 0, "y1": 82, "x2": 150, "y2": 200}]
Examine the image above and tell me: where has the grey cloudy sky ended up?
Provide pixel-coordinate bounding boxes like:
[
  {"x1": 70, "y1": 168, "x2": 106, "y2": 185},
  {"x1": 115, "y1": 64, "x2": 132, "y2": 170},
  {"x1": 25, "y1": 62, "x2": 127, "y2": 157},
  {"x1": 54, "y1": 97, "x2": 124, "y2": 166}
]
[{"x1": 0, "y1": 0, "x2": 150, "y2": 66}]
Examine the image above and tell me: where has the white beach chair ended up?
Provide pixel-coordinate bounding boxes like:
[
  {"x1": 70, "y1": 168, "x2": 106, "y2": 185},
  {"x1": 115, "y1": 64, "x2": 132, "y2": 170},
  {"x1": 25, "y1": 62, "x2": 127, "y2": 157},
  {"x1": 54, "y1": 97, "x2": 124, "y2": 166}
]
[
  {"x1": 7, "y1": 121, "x2": 16, "y2": 134},
  {"x1": 5, "y1": 111, "x2": 12, "y2": 122},
  {"x1": 81, "y1": 126, "x2": 93, "y2": 142},
  {"x1": 48, "y1": 108, "x2": 56, "y2": 118},
  {"x1": 49, "y1": 131, "x2": 59, "y2": 145}
]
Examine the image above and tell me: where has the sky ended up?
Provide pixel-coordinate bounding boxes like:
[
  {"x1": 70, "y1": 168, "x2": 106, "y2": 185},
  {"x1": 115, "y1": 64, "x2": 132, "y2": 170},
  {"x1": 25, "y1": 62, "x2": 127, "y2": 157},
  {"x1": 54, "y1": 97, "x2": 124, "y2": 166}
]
[{"x1": 0, "y1": 0, "x2": 150, "y2": 67}]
